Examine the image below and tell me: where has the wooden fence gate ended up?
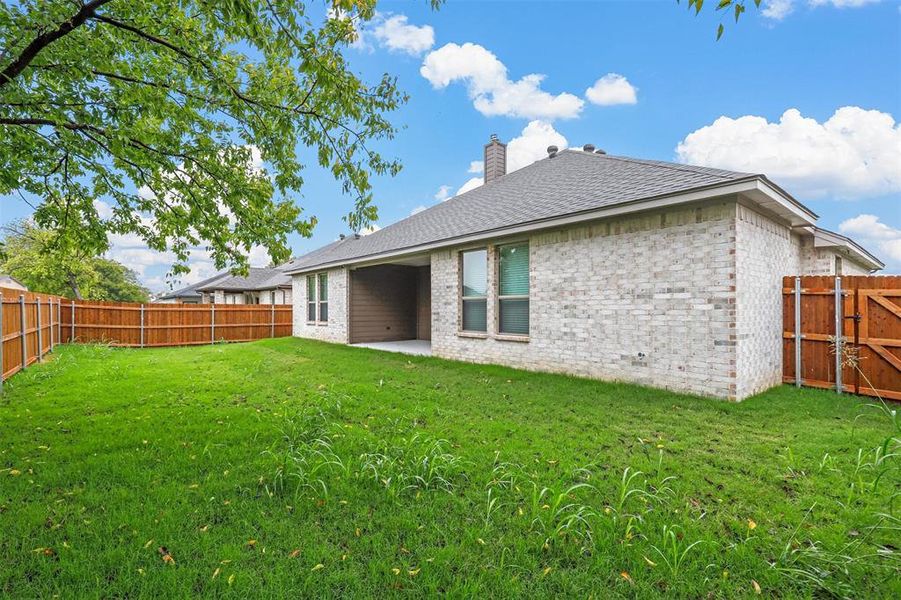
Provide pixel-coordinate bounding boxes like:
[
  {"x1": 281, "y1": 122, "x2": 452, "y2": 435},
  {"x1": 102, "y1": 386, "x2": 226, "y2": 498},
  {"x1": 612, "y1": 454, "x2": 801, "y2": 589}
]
[{"x1": 783, "y1": 275, "x2": 901, "y2": 401}]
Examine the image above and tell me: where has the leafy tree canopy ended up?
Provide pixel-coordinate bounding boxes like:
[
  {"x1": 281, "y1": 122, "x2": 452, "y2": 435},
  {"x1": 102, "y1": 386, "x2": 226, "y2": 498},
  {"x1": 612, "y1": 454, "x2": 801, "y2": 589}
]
[
  {"x1": 1, "y1": 220, "x2": 150, "y2": 301},
  {"x1": 0, "y1": 0, "x2": 415, "y2": 277}
]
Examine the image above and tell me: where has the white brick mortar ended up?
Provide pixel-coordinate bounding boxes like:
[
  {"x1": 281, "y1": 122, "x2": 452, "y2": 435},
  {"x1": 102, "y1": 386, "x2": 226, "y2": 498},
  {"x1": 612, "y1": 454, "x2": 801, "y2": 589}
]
[{"x1": 431, "y1": 201, "x2": 740, "y2": 398}]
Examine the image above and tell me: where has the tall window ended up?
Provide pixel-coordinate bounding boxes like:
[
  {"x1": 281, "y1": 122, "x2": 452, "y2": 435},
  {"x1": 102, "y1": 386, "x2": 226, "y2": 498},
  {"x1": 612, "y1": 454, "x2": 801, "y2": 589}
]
[
  {"x1": 318, "y1": 272, "x2": 329, "y2": 322},
  {"x1": 461, "y1": 249, "x2": 488, "y2": 331},
  {"x1": 306, "y1": 275, "x2": 316, "y2": 321},
  {"x1": 498, "y1": 243, "x2": 529, "y2": 335},
  {"x1": 306, "y1": 273, "x2": 329, "y2": 322}
]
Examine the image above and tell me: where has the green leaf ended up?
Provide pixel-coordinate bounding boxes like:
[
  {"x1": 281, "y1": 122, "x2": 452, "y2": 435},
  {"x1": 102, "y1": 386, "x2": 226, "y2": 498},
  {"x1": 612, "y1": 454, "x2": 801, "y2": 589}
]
[{"x1": 716, "y1": 23, "x2": 725, "y2": 40}]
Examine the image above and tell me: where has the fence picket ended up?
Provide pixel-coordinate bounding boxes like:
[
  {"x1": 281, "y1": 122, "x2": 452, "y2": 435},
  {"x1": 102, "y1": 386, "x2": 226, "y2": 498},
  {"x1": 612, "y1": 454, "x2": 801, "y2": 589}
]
[{"x1": 783, "y1": 275, "x2": 901, "y2": 401}]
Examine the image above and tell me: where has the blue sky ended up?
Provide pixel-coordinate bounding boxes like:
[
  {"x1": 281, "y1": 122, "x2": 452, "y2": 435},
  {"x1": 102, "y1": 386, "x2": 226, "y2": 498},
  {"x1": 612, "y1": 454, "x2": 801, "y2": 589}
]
[{"x1": 3, "y1": 0, "x2": 899, "y2": 288}]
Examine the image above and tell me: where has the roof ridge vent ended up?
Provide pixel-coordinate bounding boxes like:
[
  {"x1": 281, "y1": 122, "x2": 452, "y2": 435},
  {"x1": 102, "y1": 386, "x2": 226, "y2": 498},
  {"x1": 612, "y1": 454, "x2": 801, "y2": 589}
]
[
  {"x1": 547, "y1": 145, "x2": 558, "y2": 158},
  {"x1": 582, "y1": 144, "x2": 595, "y2": 153},
  {"x1": 594, "y1": 148, "x2": 607, "y2": 155}
]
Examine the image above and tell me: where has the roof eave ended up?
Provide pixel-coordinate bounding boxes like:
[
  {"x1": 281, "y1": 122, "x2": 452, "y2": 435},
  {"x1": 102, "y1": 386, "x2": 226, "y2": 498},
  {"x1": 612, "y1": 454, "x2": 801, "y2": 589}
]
[
  {"x1": 287, "y1": 176, "x2": 816, "y2": 275},
  {"x1": 808, "y1": 226, "x2": 884, "y2": 271}
]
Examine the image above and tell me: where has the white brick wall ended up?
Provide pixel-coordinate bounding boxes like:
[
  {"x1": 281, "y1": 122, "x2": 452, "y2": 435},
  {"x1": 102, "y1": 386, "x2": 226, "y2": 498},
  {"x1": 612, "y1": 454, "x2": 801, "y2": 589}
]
[
  {"x1": 289, "y1": 199, "x2": 873, "y2": 401},
  {"x1": 734, "y1": 205, "x2": 802, "y2": 398},
  {"x1": 292, "y1": 268, "x2": 348, "y2": 343},
  {"x1": 431, "y1": 201, "x2": 740, "y2": 398}
]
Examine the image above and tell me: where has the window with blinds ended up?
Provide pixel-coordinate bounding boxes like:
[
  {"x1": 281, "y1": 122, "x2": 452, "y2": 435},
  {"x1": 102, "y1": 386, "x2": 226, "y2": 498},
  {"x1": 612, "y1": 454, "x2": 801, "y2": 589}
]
[
  {"x1": 318, "y1": 272, "x2": 329, "y2": 322},
  {"x1": 498, "y1": 243, "x2": 529, "y2": 335},
  {"x1": 461, "y1": 249, "x2": 488, "y2": 332}
]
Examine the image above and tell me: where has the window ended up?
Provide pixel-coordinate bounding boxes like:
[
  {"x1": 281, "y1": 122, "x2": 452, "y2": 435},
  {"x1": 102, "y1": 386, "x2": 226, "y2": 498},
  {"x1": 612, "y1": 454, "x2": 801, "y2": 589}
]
[
  {"x1": 461, "y1": 249, "x2": 488, "y2": 331},
  {"x1": 306, "y1": 275, "x2": 317, "y2": 322},
  {"x1": 318, "y1": 272, "x2": 329, "y2": 322},
  {"x1": 306, "y1": 273, "x2": 328, "y2": 322},
  {"x1": 498, "y1": 242, "x2": 529, "y2": 336}
]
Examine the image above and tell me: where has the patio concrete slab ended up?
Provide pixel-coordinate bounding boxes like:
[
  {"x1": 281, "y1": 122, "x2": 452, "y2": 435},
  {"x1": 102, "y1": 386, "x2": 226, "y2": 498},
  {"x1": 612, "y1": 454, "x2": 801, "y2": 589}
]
[{"x1": 351, "y1": 339, "x2": 432, "y2": 356}]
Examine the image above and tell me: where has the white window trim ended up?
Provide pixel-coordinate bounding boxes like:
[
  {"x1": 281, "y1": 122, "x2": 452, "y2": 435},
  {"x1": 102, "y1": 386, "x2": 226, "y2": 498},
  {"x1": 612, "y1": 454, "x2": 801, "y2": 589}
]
[
  {"x1": 495, "y1": 241, "x2": 530, "y2": 339},
  {"x1": 459, "y1": 248, "x2": 488, "y2": 334},
  {"x1": 306, "y1": 272, "x2": 329, "y2": 325}
]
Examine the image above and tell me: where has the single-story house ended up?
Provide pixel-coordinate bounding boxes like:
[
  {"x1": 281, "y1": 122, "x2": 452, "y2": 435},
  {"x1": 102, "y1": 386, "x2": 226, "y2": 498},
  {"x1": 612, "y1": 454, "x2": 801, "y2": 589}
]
[
  {"x1": 155, "y1": 263, "x2": 295, "y2": 305},
  {"x1": 286, "y1": 136, "x2": 882, "y2": 400}
]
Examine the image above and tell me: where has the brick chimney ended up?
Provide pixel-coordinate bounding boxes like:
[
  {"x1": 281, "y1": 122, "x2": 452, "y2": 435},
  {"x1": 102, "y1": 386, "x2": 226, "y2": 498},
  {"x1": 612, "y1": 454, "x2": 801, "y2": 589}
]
[{"x1": 483, "y1": 134, "x2": 506, "y2": 183}]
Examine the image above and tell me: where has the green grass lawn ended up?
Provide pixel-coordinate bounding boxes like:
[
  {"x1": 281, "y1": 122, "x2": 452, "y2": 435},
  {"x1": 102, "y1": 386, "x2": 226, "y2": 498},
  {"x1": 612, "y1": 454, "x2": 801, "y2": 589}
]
[{"x1": 1, "y1": 339, "x2": 898, "y2": 598}]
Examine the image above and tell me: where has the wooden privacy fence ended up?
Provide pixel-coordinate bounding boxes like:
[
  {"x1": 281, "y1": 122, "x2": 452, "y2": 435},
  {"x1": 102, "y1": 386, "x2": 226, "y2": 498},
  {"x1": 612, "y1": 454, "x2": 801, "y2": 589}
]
[
  {"x1": 0, "y1": 288, "x2": 64, "y2": 384},
  {"x1": 783, "y1": 275, "x2": 901, "y2": 401},
  {"x1": 0, "y1": 286, "x2": 293, "y2": 386}
]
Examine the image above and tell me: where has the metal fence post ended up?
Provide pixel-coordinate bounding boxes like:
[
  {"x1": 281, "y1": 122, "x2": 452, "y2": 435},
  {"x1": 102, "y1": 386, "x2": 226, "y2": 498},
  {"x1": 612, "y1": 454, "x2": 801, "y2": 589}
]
[
  {"x1": 140, "y1": 304, "x2": 145, "y2": 348},
  {"x1": 211, "y1": 304, "x2": 215, "y2": 344},
  {"x1": 19, "y1": 295, "x2": 27, "y2": 370},
  {"x1": 47, "y1": 299, "x2": 53, "y2": 350},
  {"x1": 271, "y1": 302, "x2": 275, "y2": 338},
  {"x1": 70, "y1": 300, "x2": 75, "y2": 342},
  {"x1": 834, "y1": 276, "x2": 843, "y2": 394},
  {"x1": 35, "y1": 297, "x2": 43, "y2": 362},
  {"x1": 794, "y1": 277, "x2": 802, "y2": 388}
]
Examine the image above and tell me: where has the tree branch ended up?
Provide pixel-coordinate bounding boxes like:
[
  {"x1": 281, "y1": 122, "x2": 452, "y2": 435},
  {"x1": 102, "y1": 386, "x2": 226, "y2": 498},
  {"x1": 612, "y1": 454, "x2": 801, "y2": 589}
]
[{"x1": 0, "y1": 0, "x2": 113, "y2": 88}]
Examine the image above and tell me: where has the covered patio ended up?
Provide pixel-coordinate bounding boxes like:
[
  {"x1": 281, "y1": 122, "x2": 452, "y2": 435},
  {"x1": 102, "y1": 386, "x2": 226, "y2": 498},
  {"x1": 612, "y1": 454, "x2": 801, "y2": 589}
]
[{"x1": 347, "y1": 257, "x2": 431, "y2": 351}]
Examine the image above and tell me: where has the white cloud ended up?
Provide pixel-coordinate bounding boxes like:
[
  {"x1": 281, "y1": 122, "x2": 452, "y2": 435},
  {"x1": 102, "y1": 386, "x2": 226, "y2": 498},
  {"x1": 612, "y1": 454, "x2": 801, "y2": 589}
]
[
  {"x1": 762, "y1": 0, "x2": 795, "y2": 19},
  {"x1": 676, "y1": 106, "x2": 901, "y2": 199},
  {"x1": 763, "y1": 0, "x2": 881, "y2": 20},
  {"x1": 420, "y1": 42, "x2": 584, "y2": 120},
  {"x1": 434, "y1": 185, "x2": 453, "y2": 201},
  {"x1": 506, "y1": 120, "x2": 569, "y2": 172},
  {"x1": 585, "y1": 73, "x2": 638, "y2": 106},
  {"x1": 360, "y1": 224, "x2": 381, "y2": 236},
  {"x1": 93, "y1": 199, "x2": 114, "y2": 219},
  {"x1": 373, "y1": 14, "x2": 434, "y2": 55},
  {"x1": 247, "y1": 245, "x2": 271, "y2": 267},
  {"x1": 839, "y1": 214, "x2": 901, "y2": 270},
  {"x1": 456, "y1": 177, "x2": 483, "y2": 196},
  {"x1": 467, "y1": 160, "x2": 483, "y2": 174},
  {"x1": 410, "y1": 205, "x2": 427, "y2": 216}
]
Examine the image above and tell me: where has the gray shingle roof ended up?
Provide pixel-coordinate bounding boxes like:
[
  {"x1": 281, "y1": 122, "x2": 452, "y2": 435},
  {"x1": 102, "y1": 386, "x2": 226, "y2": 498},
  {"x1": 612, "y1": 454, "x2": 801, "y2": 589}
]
[
  {"x1": 196, "y1": 265, "x2": 292, "y2": 292},
  {"x1": 157, "y1": 271, "x2": 231, "y2": 300},
  {"x1": 287, "y1": 150, "x2": 759, "y2": 273},
  {"x1": 159, "y1": 263, "x2": 293, "y2": 299}
]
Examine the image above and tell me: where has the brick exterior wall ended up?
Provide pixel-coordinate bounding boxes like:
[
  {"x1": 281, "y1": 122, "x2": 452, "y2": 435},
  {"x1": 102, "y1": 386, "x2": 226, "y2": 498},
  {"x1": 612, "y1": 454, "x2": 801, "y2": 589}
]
[
  {"x1": 290, "y1": 199, "x2": 874, "y2": 400},
  {"x1": 292, "y1": 268, "x2": 349, "y2": 343},
  {"x1": 734, "y1": 205, "x2": 802, "y2": 398},
  {"x1": 431, "y1": 201, "x2": 740, "y2": 398}
]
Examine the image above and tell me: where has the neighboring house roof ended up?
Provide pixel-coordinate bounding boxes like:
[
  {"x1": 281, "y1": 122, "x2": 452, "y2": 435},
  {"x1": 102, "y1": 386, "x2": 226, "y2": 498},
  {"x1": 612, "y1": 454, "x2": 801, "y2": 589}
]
[
  {"x1": 156, "y1": 271, "x2": 232, "y2": 300},
  {"x1": 0, "y1": 274, "x2": 27, "y2": 290},
  {"x1": 195, "y1": 265, "x2": 292, "y2": 292},
  {"x1": 285, "y1": 149, "x2": 820, "y2": 274}
]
